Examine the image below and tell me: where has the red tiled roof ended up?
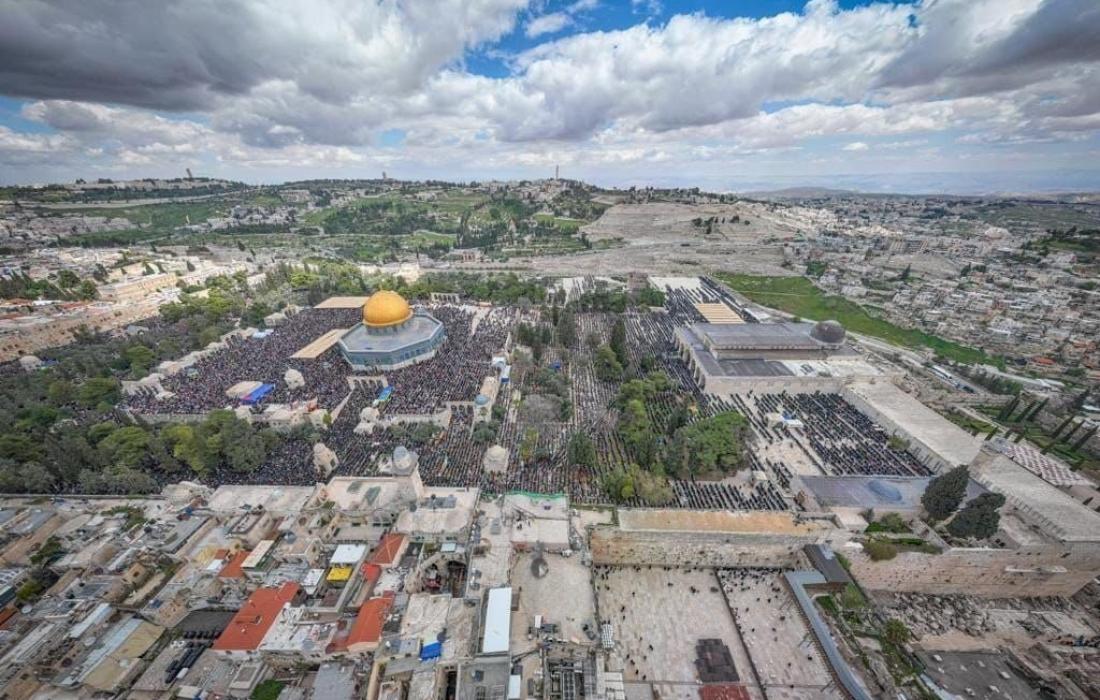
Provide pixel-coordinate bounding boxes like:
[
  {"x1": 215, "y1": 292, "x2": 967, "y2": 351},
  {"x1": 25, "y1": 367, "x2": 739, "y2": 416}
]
[
  {"x1": 360, "y1": 563, "x2": 382, "y2": 597},
  {"x1": 368, "y1": 533, "x2": 405, "y2": 567},
  {"x1": 346, "y1": 592, "x2": 395, "y2": 648},
  {"x1": 699, "y1": 685, "x2": 751, "y2": 700},
  {"x1": 212, "y1": 582, "x2": 299, "y2": 651},
  {"x1": 217, "y1": 550, "x2": 250, "y2": 579}
]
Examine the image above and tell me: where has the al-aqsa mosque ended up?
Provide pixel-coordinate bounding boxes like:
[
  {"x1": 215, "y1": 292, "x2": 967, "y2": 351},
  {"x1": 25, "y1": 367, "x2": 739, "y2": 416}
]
[{"x1": 337, "y1": 290, "x2": 445, "y2": 371}]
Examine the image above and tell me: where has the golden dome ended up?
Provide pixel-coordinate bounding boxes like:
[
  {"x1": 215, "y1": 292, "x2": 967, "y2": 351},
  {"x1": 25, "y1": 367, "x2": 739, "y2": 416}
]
[{"x1": 363, "y1": 290, "x2": 413, "y2": 328}]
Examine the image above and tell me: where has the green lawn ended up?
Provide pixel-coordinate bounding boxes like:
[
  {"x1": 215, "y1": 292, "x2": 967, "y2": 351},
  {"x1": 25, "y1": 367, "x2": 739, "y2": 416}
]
[
  {"x1": 534, "y1": 213, "x2": 583, "y2": 232},
  {"x1": 406, "y1": 230, "x2": 456, "y2": 247},
  {"x1": 54, "y1": 200, "x2": 229, "y2": 229},
  {"x1": 945, "y1": 412, "x2": 996, "y2": 434},
  {"x1": 435, "y1": 192, "x2": 489, "y2": 213},
  {"x1": 715, "y1": 273, "x2": 996, "y2": 366}
]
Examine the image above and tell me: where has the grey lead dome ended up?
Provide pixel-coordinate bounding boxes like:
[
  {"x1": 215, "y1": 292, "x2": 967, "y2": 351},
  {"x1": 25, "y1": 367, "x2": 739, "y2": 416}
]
[{"x1": 810, "y1": 319, "x2": 846, "y2": 344}]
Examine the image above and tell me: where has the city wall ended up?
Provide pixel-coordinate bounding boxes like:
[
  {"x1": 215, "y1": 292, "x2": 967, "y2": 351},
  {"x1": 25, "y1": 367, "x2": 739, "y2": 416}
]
[
  {"x1": 589, "y1": 526, "x2": 849, "y2": 569},
  {"x1": 846, "y1": 543, "x2": 1100, "y2": 598}
]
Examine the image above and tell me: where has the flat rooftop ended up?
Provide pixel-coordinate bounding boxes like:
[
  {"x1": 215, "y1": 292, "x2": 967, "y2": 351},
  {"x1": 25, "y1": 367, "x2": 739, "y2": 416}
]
[
  {"x1": 395, "y1": 488, "x2": 479, "y2": 535},
  {"x1": 315, "y1": 296, "x2": 371, "y2": 309},
  {"x1": 206, "y1": 485, "x2": 316, "y2": 514},
  {"x1": 617, "y1": 509, "x2": 835, "y2": 535},
  {"x1": 694, "y1": 322, "x2": 829, "y2": 351},
  {"x1": 650, "y1": 276, "x2": 705, "y2": 292},
  {"x1": 801, "y1": 475, "x2": 986, "y2": 510},
  {"x1": 990, "y1": 438, "x2": 1094, "y2": 488},
  {"x1": 694, "y1": 302, "x2": 743, "y2": 324},
  {"x1": 399, "y1": 593, "x2": 453, "y2": 645},
  {"x1": 973, "y1": 452, "x2": 1100, "y2": 543},
  {"x1": 845, "y1": 381, "x2": 980, "y2": 468},
  {"x1": 321, "y1": 477, "x2": 405, "y2": 511},
  {"x1": 291, "y1": 327, "x2": 347, "y2": 359}
]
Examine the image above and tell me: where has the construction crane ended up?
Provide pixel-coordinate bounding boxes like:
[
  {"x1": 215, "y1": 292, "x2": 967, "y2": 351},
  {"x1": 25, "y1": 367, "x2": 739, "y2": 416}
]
[{"x1": 186, "y1": 168, "x2": 194, "y2": 181}]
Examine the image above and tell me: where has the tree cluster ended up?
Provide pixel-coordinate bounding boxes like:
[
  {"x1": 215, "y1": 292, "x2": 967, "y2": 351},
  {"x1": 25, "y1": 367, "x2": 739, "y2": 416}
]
[
  {"x1": 946, "y1": 492, "x2": 1006, "y2": 540},
  {"x1": 921, "y1": 465, "x2": 969, "y2": 521}
]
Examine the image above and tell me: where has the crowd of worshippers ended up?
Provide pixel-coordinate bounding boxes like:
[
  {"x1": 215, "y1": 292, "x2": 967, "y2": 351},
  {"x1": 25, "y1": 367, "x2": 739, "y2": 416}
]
[
  {"x1": 124, "y1": 305, "x2": 517, "y2": 419},
  {"x1": 623, "y1": 311, "x2": 701, "y2": 395},
  {"x1": 662, "y1": 277, "x2": 748, "y2": 326},
  {"x1": 208, "y1": 437, "x2": 318, "y2": 487},
  {"x1": 328, "y1": 360, "x2": 612, "y2": 503},
  {"x1": 126, "y1": 429, "x2": 320, "y2": 492},
  {"x1": 731, "y1": 391, "x2": 933, "y2": 477},
  {"x1": 125, "y1": 307, "x2": 360, "y2": 414},
  {"x1": 670, "y1": 478, "x2": 789, "y2": 511},
  {"x1": 322, "y1": 318, "x2": 626, "y2": 504},
  {"x1": 378, "y1": 307, "x2": 513, "y2": 415}
]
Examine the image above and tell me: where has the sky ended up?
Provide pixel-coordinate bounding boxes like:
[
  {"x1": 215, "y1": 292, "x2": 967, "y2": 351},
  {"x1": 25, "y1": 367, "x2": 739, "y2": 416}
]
[{"x1": 1, "y1": 0, "x2": 1099, "y2": 193}]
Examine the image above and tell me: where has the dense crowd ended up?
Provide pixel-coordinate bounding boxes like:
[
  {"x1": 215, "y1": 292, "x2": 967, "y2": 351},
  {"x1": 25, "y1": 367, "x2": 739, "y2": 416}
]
[
  {"x1": 120, "y1": 289, "x2": 933, "y2": 505},
  {"x1": 731, "y1": 391, "x2": 933, "y2": 477},
  {"x1": 205, "y1": 437, "x2": 317, "y2": 487},
  {"x1": 670, "y1": 478, "x2": 788, "y2": 510},
  {"x1": 379, "y1": 307, "x2": 514, "y2": 415},
  {"x1": 126, "y1": 307, "x2": 360, "y2": 414}
]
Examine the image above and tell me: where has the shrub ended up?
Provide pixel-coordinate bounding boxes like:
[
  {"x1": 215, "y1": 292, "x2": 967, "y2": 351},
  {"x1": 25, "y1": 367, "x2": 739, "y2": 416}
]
[{"x1": 865, "y1": 539, "x2": 898, "y2": 561}]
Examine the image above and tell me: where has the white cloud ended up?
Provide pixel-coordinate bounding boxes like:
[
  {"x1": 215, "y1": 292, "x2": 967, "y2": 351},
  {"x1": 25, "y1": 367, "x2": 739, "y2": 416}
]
[
  {"x1": 631, "y1": 0, "x2": 662, "y2": 16},
  {"x1": 1, "y1": 0, "x2": 1098, "y2": 187},
  {"x1": 526, "y1": 12, "x2": 572, "y2": 37}
]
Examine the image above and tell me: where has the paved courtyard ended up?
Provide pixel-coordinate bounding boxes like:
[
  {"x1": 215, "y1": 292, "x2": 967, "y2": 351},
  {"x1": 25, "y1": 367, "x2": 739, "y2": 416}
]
[
  {"x1": 594, "y1": 565, "x2": 763, "y2": 700},
  {"x1": 719, "y1": 569, "x2": 844, "y2": 700}
]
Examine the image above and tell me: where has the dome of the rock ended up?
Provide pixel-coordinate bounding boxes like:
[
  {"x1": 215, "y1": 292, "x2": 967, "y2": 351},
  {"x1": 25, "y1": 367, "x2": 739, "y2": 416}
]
[{"x1": 363, "y1": 290, "x2": 413, "y2": 328}]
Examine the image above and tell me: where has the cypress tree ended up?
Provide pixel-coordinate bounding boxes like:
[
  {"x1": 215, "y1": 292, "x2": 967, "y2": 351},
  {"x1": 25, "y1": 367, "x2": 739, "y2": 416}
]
[
  {"x1": 1063, "y1": 420, "x2": 1083, "y2": 443},
  {"x1": 998, "y1": 396, "x2": 1019, "y2": 421},
  {"x1": 609, "y1": 318, "x2": 627, "y2": 366},
  {"x1": 1051, "y1": 414, "x2": 1075, "y2": 440},
  {"x1": 1025, "y1": 398, "x2": 1048, "y2": 422},
  {"x1": 1014, "y1": 401, "x2": 1034, "y2": 423},
  {"x1": 1073, "y1": 427, "x2": 1097, "y2": 451}
]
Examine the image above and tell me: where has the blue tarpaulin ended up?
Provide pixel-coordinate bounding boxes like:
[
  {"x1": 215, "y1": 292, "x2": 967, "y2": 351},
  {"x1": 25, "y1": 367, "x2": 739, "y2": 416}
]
[
  {"x1": 241, "y1": 383, "x2": 275, "y2": 405},
  {"x1": 420, "y1": 641, "x2": 442, "y2": 661},
  {"x1": 377, "y1": 386, "x2": 394, "y2": 402}
]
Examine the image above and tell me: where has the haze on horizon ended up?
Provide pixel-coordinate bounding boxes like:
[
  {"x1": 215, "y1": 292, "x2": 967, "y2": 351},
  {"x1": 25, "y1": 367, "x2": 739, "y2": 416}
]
[{"x1": 1, "y1": 0, "x2": 1099, "y2": 194}]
